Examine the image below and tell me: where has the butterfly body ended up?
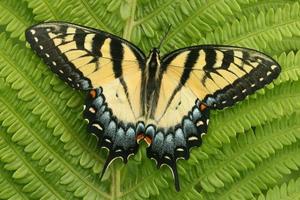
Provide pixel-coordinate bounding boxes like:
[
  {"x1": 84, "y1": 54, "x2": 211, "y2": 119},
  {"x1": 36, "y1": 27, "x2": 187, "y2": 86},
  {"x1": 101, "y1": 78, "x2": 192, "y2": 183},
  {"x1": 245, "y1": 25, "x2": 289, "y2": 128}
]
[
  {"x1": 25, "y1": 22, "x2": 281, "y2": 191},
  {"x1": 143, "y1": 48, "x2": 162, "y2": 119}
]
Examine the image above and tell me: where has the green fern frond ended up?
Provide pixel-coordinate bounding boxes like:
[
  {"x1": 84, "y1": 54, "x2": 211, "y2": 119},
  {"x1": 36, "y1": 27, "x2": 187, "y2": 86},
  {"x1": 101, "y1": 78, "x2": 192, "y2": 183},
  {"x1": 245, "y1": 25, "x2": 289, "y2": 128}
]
[
  {"x1": 163, "y1": 112, "x2": 300, "y2": 199},
  {"x1": 202, "y1": 112, "x2": 300, "y2": 193},
  {"x1": 235, "y1": 0, "x2": 296, "y2": 20},
  {"x1": 0, "y1": 0, "x2": 35, "y2": 41},
  {"x1": 274, "y1": 51, "x2": 300, "y2": 84},
  {"x1": 67, "y1": 0, "x2": 123, "y2": 32},
  {"x1": 0, "y1": 0, "x2": 300, "y2": 199},
  {"x1": 24, "y1": 0, "x2": 71, "y2": 21},
  {"x1": 206, "y1": 141, "x2": 300, "y2": 200},
  {"x1": 136, "y1": 0, "x2": 242, "y2": 52},
  {"x1": 258, "y1": 177, "x2": 300, "y2": 200},
  {"x1": 265, "y1": 37, "x2": 300, "y2": 55},
  {"x1": 202, "y1": 2, "x2": 300, "y2": 49},
  {"x1": 206, "y1": 80, "x2": 300, "y2": 150}
]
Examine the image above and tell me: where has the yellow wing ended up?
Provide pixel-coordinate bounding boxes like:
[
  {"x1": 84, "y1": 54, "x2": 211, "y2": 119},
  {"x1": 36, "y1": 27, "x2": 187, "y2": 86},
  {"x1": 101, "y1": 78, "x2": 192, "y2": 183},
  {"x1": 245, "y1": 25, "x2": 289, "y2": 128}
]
[
  {"x1": 25, "y1": 22, "x2": 146, "y2": 123},
  {"x1": 153, "y1": 45, "x2": 281, "y2": 128}
]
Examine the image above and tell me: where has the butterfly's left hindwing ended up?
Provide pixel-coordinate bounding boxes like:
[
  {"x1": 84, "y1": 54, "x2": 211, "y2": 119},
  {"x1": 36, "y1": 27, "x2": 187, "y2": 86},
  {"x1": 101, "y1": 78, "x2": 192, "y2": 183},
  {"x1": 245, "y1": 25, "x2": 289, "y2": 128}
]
[{"x1": 146, "y1": 100, "x2": 210, "y2": 191}]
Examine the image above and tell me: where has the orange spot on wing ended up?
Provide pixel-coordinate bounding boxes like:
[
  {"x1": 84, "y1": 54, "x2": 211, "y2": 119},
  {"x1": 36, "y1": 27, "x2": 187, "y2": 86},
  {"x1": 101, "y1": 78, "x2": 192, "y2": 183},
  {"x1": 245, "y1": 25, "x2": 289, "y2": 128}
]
[
  {"x1": 136, "y1": 133, "x2": 145, "y2": 143},
  {"x1": 200, "y1": 103, "x2": 207, "y2": 111},
  {"x1": 90, "y1": 90, "x2": 96, "y2": 98},
  {"x1": 144, "y1": 136, "x2": 152, "y2": 146}
]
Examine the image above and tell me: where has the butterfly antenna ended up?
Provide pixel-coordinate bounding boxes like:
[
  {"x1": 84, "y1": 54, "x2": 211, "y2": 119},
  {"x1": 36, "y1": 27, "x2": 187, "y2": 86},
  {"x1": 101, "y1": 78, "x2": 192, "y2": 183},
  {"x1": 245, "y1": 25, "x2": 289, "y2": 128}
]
[{"x1": 158, "y1": 24, "x2": 172, "y2": 50}]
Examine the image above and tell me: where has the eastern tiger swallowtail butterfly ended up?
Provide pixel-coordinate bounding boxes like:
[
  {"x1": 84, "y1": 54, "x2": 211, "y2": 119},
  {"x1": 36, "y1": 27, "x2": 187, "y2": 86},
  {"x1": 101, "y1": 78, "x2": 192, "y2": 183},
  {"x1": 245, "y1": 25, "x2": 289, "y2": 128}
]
[{"x1": 25, "y1": 22, "x2": 281, "y2": 191}]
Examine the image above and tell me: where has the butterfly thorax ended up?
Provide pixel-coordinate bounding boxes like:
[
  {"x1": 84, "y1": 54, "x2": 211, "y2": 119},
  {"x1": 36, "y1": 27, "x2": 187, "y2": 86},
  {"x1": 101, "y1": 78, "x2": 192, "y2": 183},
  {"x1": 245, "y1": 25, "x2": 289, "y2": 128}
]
[{"x1": 143, "y1": 48, "x2": 162, "y2": 119}]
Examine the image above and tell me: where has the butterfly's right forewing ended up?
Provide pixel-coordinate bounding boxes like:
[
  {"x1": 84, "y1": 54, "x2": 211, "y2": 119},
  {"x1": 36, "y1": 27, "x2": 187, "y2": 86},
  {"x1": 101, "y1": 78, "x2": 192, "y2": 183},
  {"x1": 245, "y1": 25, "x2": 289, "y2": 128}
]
[
  {"x1": 26, "y1": 22, "x2": 146, "y2": 122},
  {"x1": 25, "y1": 22, "x2": 145, "y2": 90}
]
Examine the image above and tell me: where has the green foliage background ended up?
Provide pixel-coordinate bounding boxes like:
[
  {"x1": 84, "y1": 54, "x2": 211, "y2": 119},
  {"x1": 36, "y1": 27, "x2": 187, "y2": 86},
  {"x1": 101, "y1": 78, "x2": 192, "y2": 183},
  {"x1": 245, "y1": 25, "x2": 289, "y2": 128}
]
[{"x1": 0, "y1": 0, "x2": 300, "y2": 199}]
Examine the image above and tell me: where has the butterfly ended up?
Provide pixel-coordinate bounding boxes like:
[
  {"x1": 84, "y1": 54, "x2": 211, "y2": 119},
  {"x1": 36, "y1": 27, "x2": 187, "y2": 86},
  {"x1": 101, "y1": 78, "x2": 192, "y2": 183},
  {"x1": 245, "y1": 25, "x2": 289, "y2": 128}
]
[{"x1": 25, "y1": 22, "x2": 281, "y2": 191}]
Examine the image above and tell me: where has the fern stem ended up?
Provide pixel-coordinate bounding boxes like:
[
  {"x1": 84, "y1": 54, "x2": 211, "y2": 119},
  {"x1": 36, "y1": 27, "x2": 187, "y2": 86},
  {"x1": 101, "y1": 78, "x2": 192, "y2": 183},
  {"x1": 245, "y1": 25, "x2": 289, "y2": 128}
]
[
  {"x1": 116, "y1": 168, "x2": 121, "y2": 197},
  {"x1": 110, "y1": 165, "x2": 121, "y2": 199},
  {"x1": 123, "y1": 0, "x2": 137, "y2": 40}
]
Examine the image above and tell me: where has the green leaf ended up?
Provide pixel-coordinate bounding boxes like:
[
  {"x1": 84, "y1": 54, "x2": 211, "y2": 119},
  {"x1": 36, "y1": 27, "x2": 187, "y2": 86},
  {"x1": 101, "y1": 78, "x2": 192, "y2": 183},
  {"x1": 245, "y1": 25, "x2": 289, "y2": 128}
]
[{"x1": 258, "y1": 177, "x2": 300, "y2": 200}]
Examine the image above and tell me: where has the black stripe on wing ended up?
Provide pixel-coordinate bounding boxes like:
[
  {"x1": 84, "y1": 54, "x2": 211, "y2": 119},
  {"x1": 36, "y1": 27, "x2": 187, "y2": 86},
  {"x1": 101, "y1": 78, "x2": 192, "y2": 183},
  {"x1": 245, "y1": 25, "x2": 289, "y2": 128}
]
[
  {"x1": 110, "y1": 39, "x2": 124, "y2": 78},
  {"x1": 203, "y1": 48, "x2": 216, "y2": 71},
  {"x1": 158, "y1": 49, "x2": 200, "y2": 118},
  {"x1": 74, "y1": 28, "x2": 86, "y2": 49},
  {"x1": 221, "y1": 49, "x2": 234, "y2": 69},
  {"x1": 181, "y1": 50, "x2": 199, "y2": 83},
  {"x1": 91, "y1": 34, "x2": 105, "y2": 58}
]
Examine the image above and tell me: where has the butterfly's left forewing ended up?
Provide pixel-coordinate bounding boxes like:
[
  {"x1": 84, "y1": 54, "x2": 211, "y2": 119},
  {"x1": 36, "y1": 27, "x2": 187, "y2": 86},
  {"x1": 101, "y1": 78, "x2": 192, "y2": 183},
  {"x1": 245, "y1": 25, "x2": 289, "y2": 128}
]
[
  {"x1": 154, "y1": 46, "x2": 281, "y2": 146},
  {"x1": 158, "y1": 45, "x2": 281, "y2": 112}
]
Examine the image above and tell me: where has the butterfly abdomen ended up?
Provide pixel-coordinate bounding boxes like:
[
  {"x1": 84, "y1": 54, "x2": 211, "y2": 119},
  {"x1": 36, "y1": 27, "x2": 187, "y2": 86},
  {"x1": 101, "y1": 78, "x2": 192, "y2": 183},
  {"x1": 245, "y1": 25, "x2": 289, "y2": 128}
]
[{"x1": 142, "y1": 48, "x2": 163, "y2": 118}]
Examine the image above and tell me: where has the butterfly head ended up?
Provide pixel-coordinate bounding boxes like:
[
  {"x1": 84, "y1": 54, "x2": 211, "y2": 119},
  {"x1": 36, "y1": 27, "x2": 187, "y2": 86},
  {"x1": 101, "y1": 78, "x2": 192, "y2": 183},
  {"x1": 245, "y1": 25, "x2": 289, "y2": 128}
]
[
  {"x1": 150, "y1": 47, "x2": 160, "y2": 57},
  {"x1": 151, "y1": 47, "x2": 160, "y2": 53},
  {"x1": 147, "y1": 48, "x2": 161, "y2": 69}
]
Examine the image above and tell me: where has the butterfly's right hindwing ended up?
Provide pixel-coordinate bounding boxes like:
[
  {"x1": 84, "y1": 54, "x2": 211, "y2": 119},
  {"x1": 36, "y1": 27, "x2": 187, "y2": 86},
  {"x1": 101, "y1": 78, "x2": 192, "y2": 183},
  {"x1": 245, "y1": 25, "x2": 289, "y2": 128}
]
[{"x1": 83, "y1": 88, "x2": 139, "y2": 179}]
